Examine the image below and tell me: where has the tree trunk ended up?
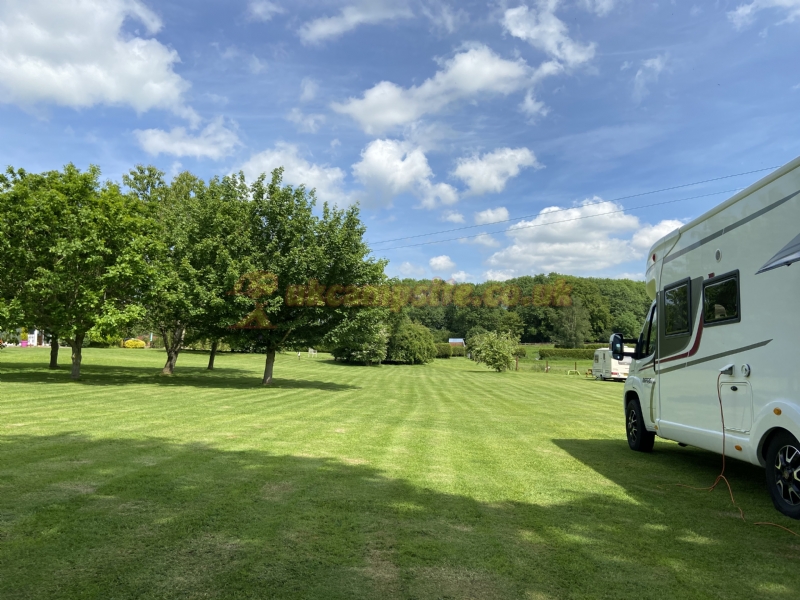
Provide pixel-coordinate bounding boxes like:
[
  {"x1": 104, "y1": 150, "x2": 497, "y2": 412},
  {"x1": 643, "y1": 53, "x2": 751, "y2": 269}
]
[
  {"x1": 70, "y1": 333, "x2": 85, "y2": 380},
  {"x1": 161, "y1": 325, "x2": 185, "y2": 375},
  {"x1": 49, "y1": 337, "x2": 59, "y2": 369},
  {"x1": 207, "y1": 340, "x2": 218, "y2": 370},
  {"x1": 262, "y1": 350, "x2": 276, "y2": 385}
]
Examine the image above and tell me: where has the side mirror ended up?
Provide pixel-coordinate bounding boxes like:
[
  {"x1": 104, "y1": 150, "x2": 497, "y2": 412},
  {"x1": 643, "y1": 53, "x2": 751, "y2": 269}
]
[{"x1": 610, "y1": 333, "x2": 624, "y2": 361}]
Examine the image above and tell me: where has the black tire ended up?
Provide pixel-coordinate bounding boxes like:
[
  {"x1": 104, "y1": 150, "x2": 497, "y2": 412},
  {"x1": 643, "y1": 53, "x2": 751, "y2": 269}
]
[
  {"x1": 626, "y1": 399, "x2": 655, "y2": 452},
  {"x1": 765, "y1": 431, "x2": 800, "y2": 520}
]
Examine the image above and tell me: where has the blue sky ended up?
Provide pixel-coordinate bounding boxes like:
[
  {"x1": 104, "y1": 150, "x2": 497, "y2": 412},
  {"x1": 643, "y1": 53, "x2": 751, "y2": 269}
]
[{"x1": 1, "y1": 0, "x2": 799, "y2": 282}]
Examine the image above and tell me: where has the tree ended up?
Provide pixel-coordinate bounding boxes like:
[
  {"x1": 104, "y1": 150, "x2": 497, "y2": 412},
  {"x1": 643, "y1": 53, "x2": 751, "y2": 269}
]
[
  {"x1": 386, "y1": 319, "x2": 436, "y2": 365},
  {"x1": 125, "y1": 167, "x2": 255, "y2": 375},
  {"x1": 471, "y1": 331, "x2": 518, "y2": 372},
  {"x1": 324, "y1": 309, "x2": 388, "y2": 365},
  {"x1": 234, "y1": 169, "x2": 385, "y2": 384},
  {"x1": 0, "y1": 165, "x2": 150, "y2": 379},
  {"x1": 552, "y1": 297, "x2": 593, "y2": 348}
]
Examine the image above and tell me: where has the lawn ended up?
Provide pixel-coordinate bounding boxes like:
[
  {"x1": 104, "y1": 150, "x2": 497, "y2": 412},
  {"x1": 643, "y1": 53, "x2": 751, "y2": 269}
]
[{"x1": 0, "y1": 348, "x2": 797, "y2": 599}]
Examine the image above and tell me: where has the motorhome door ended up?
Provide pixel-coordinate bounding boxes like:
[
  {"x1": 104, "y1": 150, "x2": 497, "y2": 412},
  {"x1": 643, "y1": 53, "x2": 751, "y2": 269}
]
[{"x1": 638, "y1": 302, "x2": 659, "y2": 426}]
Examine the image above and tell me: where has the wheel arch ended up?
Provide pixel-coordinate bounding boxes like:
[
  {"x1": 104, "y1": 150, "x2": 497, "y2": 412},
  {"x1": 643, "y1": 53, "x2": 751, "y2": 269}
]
[{"x1": 759, "y1": 427, "x2": 794, "y2": 467}]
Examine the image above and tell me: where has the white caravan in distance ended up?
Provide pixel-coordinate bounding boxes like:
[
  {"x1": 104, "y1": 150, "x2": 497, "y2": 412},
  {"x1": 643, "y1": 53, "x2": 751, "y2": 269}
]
[
  {"x1": 611, "y1": 156, "x2": 800, "y2": 519},
  {"x1": 593, "y1": 348, "x2": 631, "y2": 381}
]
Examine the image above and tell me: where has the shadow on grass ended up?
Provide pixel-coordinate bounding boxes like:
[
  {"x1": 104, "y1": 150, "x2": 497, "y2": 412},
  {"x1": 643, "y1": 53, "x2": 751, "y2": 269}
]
[
  {"x1": 1, "y1": 434, "x2": 797, "y2": 600},
  {"x1": 0, "y1": 363, "x2": 359, "y2": 392}
]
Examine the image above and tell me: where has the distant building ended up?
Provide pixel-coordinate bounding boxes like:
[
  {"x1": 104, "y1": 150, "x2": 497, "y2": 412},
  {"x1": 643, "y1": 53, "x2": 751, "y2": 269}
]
[{"x1": 448, "y1": 338, "x2": 465, "y2": 347}]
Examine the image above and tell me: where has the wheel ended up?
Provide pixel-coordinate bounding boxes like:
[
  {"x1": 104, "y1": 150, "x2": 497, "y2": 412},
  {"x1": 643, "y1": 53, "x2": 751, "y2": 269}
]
[
  {"x1": 626, "y1": 399, "x2": 655, "y2": 452},
  {"x1": 765, "y1": 431, "x2": 800, "y2": 520}
]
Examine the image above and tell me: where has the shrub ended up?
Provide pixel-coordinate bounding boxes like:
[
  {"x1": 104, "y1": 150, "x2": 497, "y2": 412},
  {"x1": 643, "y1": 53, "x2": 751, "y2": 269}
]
[
  {"x1": 387, "y1": 321, "x2": 436, "y2": 365},
  {"x1": 539, "y1": 348, "x2": 595, "y2": 360},
  {"x1": 20, "y1": 328, "x2": 28, "y2": 342},
  {"x1": 450, "y1": 345, "x2": 466, "y2": 357},
  {"x1": 554, "y1": 342, "x2": 605, "y2": 350},
  {"x1": 436, "y1": 343, "x2": 453, "y2": 359},
  {"x1": 123, "y1": 339, "x2": 146, "y2": 349},
  {"x1": 324, "y1": 310, "x2": 388, "y2": 365},
  {"x1": 513, "y1": 346, "x2": 527, "y2": 358},
  {"x1": 471, "y1": 331, "x2": 519, "y2": 372}
]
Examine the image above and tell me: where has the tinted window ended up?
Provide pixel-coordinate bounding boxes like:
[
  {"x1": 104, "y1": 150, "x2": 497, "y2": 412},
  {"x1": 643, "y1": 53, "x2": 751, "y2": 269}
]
[
  {"x1": 645, "y1": 307, "x2": 658, "y2": 356},
  {"x1": 704, "y1": 276, "x2": 739, "y2": 324},
  {"x1": 664, "y1": 282, "x2": 690, "y2": 335}
]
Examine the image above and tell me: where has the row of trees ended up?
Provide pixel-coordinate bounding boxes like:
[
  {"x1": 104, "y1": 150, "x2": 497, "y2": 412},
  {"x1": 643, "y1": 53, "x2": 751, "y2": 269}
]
[{"x1": 0, "y1": 164, "x2": 384, "y2": 382}]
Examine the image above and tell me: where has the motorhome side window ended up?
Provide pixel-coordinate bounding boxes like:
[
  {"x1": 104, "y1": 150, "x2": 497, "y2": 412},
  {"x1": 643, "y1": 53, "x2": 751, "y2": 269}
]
[
  {"x1": 703, "y1": 273, "x2": 740, "y2": 325},
  {"x1": 644, "y1": 307, "x2": 658, "y2": 356},
  {"x1": 664, "y1": 281, "x2": 690, "y2": 336}
]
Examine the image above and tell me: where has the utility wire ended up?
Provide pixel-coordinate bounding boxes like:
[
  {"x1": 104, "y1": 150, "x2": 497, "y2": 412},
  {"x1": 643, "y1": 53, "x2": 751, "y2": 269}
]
[
  {"x1": 369, "y1": 166, "x2": 778, "y2": 246},
  {"x1": 374, "y1": 188, "x2": 743, "y2": 251}
]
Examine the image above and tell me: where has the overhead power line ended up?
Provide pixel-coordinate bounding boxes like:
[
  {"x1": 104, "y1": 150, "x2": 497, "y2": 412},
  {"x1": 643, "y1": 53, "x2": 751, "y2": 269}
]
[
  {"x1": 374, "y1": 188, "x2": 744, "y2": 252},
  {"x1": 369, "y1": 166, "x2": 779, "y2": 246}
]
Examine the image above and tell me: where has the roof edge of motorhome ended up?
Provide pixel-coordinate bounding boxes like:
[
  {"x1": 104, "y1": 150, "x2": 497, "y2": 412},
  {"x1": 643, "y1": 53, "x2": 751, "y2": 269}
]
[{"x1": 648, "y1": 155, "x2": 800, "y2": 258}]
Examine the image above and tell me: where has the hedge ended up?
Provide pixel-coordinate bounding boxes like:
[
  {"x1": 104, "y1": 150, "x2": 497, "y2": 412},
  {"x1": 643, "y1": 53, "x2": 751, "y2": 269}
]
[
  {"x1": 554, "y1": 343, "x2": 606, "y2": 350},
  {"x1": 451, "y1": 345, "x2": 466, "y2": 357},
  {"x1": 436, "y1": 343, "x2": 453, "y2": 359},
  {"x1": 513, "y1": 346, "x2": 527, "y2": 358},
  {"x1": 539, "y1": 348, "x2": 596, "y2": 360},
  {"x1": 123, "y1": 339, "x2": 146, "y2": 349}
]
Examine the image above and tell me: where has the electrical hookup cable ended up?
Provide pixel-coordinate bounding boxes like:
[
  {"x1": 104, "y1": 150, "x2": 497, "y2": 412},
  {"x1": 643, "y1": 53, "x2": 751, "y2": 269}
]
[{"x1": 669, "y1": 372, "x2": 798, "y2": 536}]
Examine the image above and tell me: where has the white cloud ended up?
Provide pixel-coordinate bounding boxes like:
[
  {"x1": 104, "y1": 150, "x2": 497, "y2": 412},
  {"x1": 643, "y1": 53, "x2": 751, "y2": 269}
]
[
  {"x1": 298, "y1": 1, "x2": 413, "y2": 45},
  {"x1": 286, "y1": 108, "x2": 326, "y2": 133},
  {"x1": 239, "y1": 142, "x2": 351, "y2": 205},
  {"x1": 0, "y1": 0, "x2": 196, "y2": 123},
  {"x1": 332, "y1": 44, "x2": 530, "y2": 134},
  {"x1": 502, "y1": 4, "x2": 596, "y2": 68},
  {"x1": 450, "y1": 270, "x2": 472, "y2": 282},
  {"x1": 475, "y1": 207, "x2": 510, "y2": 225},
  {"x1": 633, "y1": 54, "x2": 668, "y2": 103},
  {"x1": 519, "y1": 90, "x2": 550, "y2": 120},
  {"x1": 484, "y1": 198, "x2": 683, "y2": 276},
  {"x1": 399, "y1": 261, "x2": 426, "y2": 277},
  {"x1": 300, "y1": 78, "x2": 318, "y2": 102},
  {"x1": 728, "y1": 0, "x2": 800, "y2": 29},
  {"x1": 247, "y1": 0, "x2": 285, "y2": 21},
  {"x1": 461, "y1": 233, "x2": 500, "y2": 247},
  {"x1": 429, "y1": 255, "x2": 456, "y2": 271},
  {"x1": 422, "y1": 1, "x2": 468, "y2": 33},
  {"x1": 442, "y1": 210, "x2": 465, "y2": 223},
  {"x1": 135, "y1": 117, "x2": 240, "y2": 160},
  {"x1": 615, "y1": 272, "x2": 645, "y2": 281},
  {"x1": 580, "y1": 0, "x2": 617, "y2": 16},
  {"x1": 352, "y1": 139, "x2": 458, "y2": 208},
  {"x1": 453, "y1": 147, "x2": 541, "y2": 195},
  {"x1": 249, "y1": 55, "x2": 267, "y2": 74},
  {"x1": 483, "y1": 269, "x2": 515, "y2": 282}
]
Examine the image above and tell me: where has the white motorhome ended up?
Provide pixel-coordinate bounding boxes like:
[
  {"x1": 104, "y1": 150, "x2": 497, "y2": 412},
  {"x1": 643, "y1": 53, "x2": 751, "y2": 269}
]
[
  {"x1": 593, "y1": 348, "x2": 631, "y2": 381},
  {"x1": 611, "y1": 156, "x2": 800, "y2": 519}
]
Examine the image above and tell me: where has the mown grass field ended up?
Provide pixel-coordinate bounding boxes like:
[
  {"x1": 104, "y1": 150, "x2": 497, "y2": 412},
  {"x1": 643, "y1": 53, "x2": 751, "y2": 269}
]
[{"x1": 1, "y1": 347, "x2": 797, "y2": 599}]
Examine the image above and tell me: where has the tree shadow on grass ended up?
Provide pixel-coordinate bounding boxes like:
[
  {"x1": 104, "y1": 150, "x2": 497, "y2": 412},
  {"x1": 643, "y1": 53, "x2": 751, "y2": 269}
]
[
  {"x1": 0, "y1": 363, "x2": 359, "y2": 392},
  {"x1": 1, "y1": 434, "x2": 797, "y2": 600}
]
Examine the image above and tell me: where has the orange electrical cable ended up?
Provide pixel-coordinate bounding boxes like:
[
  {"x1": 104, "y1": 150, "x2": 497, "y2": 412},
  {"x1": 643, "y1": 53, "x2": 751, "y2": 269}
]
[{"x1": 670, "y1": 372, "x2": 798, "y2": 535}]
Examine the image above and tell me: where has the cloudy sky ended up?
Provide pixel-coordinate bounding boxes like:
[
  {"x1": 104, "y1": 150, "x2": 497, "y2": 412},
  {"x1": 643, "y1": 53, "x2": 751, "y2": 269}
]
[{"x1": 1, "y1": 0, "x2": 799, "y2": 282}]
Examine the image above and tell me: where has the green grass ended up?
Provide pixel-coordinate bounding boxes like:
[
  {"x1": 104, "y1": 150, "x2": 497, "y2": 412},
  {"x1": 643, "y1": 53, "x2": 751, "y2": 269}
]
[{"x1": 0, "y1": 347, "x2": 797, "y2": 599}]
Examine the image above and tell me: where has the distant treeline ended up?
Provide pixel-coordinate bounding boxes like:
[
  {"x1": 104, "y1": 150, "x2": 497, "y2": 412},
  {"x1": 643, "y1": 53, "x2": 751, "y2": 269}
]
[{"x1": 394, "y1": 274, "x2": 650, "y2": 346}]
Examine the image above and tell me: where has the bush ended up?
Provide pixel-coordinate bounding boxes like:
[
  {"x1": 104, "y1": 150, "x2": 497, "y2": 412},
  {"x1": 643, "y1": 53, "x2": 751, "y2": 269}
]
[
  {"x1": 387, "y1": 321, "x2": 436, "y2": 365},
  {"x1": 513, "y1": 346, "x2": 527, "y2": 358},
  {"x1": 123, "y1": 339, "x2": 146, "y2": 349},
  {"x1": 450, "y1": 345, "x2": 466, "y2": 357},
  {"x1": 436, "y1": 343, "x2": 453, "y2": 359},
  {"x1": 554, "y1": 342, "x2": 605, "y2": 350},
  {"x1": 539, "y1": 348, "x2": 595, "y2": 360},
  {"x1": 471, "y1": 331, "x2": 519, "y2": 372}
]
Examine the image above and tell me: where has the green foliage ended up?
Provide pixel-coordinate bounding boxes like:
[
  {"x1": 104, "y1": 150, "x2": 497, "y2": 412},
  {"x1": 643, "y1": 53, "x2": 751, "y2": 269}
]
[
  {"x1": 19, "y1": 327, "x2": 28, "y2": 342},
  {"x1": 324, "y1": 310, "x2": 388, "y2": 365},
  {"x1": 551, "y1": 297, "x2": 593, "y2": 348},
  {"x1": 555, "y1": 342, "x2": 606, "y2": 350},
  {"x1": 450, "y1": 345, "x2": 466, "y2": 357},
  {"x1": 123, "y1": 339, "x2": 146, "y2": 349},
  {"x1": 471, "y1": 331, "x2": 519, "y2": 372},
  {"x1": 386, "y1": 320, "x2": 436, "y2": 365},
  {"x1": 539, "y1": 348, "x2": 596, "y2": 360},
  {"x1": 435, "y1": 343, "x2": 453, "y2": 359},
  {"x1": 0, "y1": 164, "x2": 151, "y2": 378},
  {"x1": 513, "y1": 346, "x2": 527, "y2": 358}
]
